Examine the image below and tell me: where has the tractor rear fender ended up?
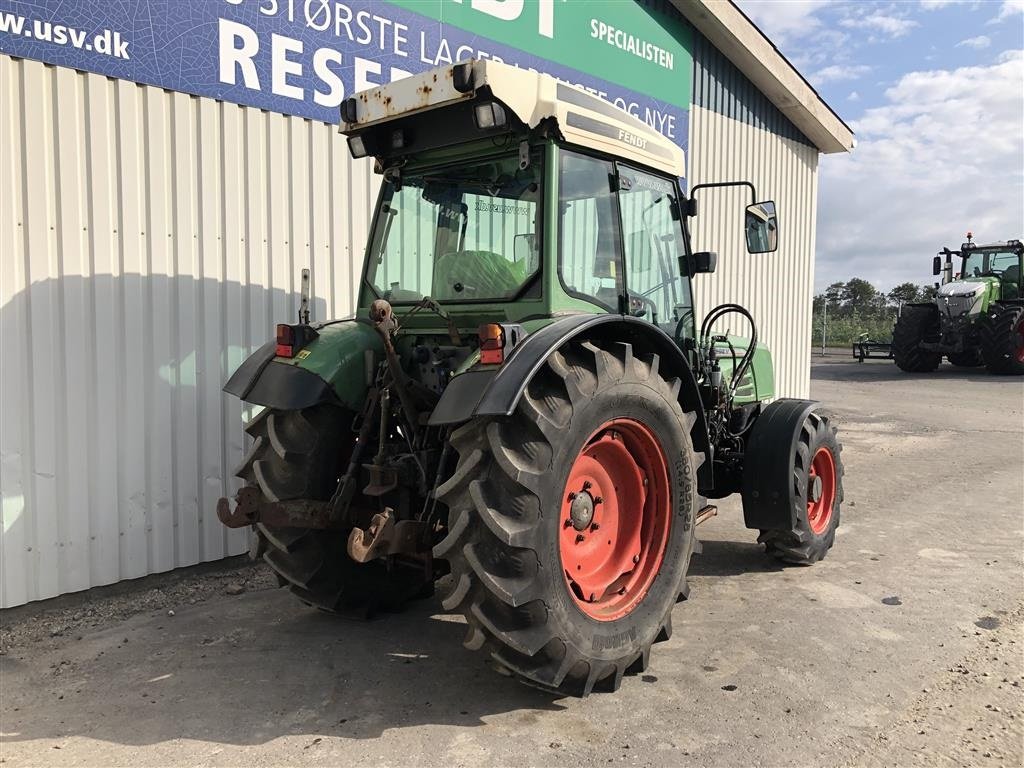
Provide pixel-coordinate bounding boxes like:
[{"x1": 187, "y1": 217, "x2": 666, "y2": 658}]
[
  {"x1": 429, "y1": 313, "x2": 713, "y2": 489},
  {"x1": 741, "y1": 398, "x2": 820, "y2": 531},
  {"x1": 223, "y1": 319, "x2": 381, "y2": 411}
]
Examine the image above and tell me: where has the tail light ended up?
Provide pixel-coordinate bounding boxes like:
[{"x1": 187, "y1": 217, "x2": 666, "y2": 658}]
[
  {"x1": 478, "y1": 323, "x2": 526, "y2": 366},
  {"x1": 276, "y1": 324, "x2": 295, "y2": 357},
  {"x1": 276, "y1": 323, "x2": 318, "y2": 358},
  {"x1": 479, "y1": 323, "x2": 505, "y2": 365}
]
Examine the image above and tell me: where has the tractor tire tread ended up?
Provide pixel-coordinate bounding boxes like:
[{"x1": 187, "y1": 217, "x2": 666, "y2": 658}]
[
  {"x1": 433, "y1": 340, "x2": 697, "y2": 696},
  {"x1": 979, "y1": 303, "x2": 1024, "y2": 375},
  {"x1": 892, "y1": 305, "x2": 942, "y2": 372}
]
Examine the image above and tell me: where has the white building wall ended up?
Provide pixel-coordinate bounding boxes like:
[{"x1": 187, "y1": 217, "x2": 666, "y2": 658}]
[
  {"x1": 687, "y1": 104, "x2": 819, "y2": 400},
  {"x1": 1, "y1": 57, "x2": 821, "y2": 609},
  {"x1": 0, "y1": 55, "x2": 375, "y2": 607}
]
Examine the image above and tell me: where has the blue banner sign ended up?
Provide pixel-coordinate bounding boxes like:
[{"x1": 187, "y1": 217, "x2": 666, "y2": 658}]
[{"x1": 0, "y1": 0, "x2": 690, "y2": 150}]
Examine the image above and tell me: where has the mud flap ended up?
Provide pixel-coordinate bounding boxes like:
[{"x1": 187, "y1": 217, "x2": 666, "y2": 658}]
[
  {"x1": 740, "y1": 398, "x2": 819, "y2": 531},
  {"x1": 223, "y1": 342, "x2": 338, "y2": 410}
]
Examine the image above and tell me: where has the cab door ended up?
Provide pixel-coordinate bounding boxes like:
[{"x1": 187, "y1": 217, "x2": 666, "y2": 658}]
[{"x1": 617, "y1": 164, "x2": 695, "y2": 345}]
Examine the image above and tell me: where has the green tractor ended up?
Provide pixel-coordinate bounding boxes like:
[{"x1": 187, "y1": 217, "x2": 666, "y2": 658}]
[
  {"x1": 893, "y1": 234, "x2": 1024, "y2": 374},
  {"x1": 217, "y1": 61, "x2": 844, "y2": 696}
]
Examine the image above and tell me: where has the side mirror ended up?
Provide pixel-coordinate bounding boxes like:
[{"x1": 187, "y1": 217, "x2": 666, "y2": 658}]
[
  {"x1": 693, "y1": 251, "x2": 717, "y2": 274},
  {"x1": 745, "y1": 201, "x2": 778, "y2": 254},
  {"x1": 932, "y1": 255, "x2": 942, "y2": 276}
]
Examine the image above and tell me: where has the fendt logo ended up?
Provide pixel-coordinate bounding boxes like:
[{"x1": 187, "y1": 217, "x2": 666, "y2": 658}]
[{"x1": 454, "y1": 0, "x2": 561, "y2": 39}]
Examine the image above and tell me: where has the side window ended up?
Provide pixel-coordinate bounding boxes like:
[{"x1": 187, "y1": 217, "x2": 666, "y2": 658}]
[
  {"x1": 559, "y1": 152, "x2": 622, "y2": 311},
  {"x1": 618, "y1": 166, "x2": 693, "y2": 338}
]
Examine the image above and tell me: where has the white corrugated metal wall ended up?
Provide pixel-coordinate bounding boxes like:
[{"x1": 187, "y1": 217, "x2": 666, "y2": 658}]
[
  {"x1": 687, "y1": 104, "x2": 819, "y2": 400},
  {"x1": 1, "y1": 55, "x2": 820, "y2": 608},
  {"x1": 0, "y1": 55, "x2": 375, "y2": 607}
]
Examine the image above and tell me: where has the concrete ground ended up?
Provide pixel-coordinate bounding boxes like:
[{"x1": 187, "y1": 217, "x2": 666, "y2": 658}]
[{"x1": 2, "y1": 358, "x2": 1022, "y2": 767}]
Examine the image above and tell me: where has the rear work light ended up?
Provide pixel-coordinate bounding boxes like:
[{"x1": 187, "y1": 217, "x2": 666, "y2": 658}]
[
  {"x1": 347, "y1": 135, "x2": 368, "y2": 158},
  {"x1": 474, "y1": 102, "x2": 507, "y2": 130},
  {"x1": 276, "y1": 323, "x2": 318, "y2": 358},
  {"x1": 478, "y1": 323, "x2": 526, "y2": 365}
]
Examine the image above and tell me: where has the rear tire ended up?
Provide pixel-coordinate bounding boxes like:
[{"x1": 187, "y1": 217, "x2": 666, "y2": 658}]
[
  {"x1": 979, "y1": 303, "x2": 1024, "y2": 375},
  {"x1": 434, "y1": 341, "x2": 700, "y2": 696},
  {"x1": 237, "y1": 405, "x2": 430, "y2": 616},
  {"x1": 892, "y1": 306, "x2": 941, "y2": 372}
]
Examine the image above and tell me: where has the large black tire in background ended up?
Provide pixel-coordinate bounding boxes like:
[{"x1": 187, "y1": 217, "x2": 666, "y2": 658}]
[
  {"x1": 892, "y1": 305, "x2": 941, "y2": 372},
  {"x1": 979, "y1": 303, "x2": 1024, "y2": 375},
  {"x1": 434, "y1": 341, "x2": 700, "y2": 696},
  {"x1": 237, "y1": 405, "x2": 429, "y2": 616},
  {"x1": 742, "y1": 403, "x2": 844, "y2": 565}
]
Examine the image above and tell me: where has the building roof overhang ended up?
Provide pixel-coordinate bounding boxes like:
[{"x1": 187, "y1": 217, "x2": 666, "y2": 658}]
[{"x1": 673, "y1": 0, "x2": 855, "y2": 154}]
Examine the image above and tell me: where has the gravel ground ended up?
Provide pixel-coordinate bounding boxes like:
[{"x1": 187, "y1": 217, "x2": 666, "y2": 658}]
[
  {"x1": 0, "y1": 559, "x2": 276, "y2": 655},
  {"x1": 1, "y1": 356, "x2": 1021, "y2": 767}
]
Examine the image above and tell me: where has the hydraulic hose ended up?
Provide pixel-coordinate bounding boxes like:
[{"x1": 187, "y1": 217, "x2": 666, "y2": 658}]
[{"x1": 700, "y1": 304, "x2": 758, "y2": 395}]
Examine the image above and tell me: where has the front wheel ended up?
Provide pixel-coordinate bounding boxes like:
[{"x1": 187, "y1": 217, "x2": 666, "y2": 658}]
[
  {"x1": 892, "y1": 306, "x2": 941, "y2": 372},
  {"x1": 434, "y1": 341, "x2": 700, "y2": 696},
  {"x1": 980, "y1": 304, "x2": 1024, "y2": 375},
  {"x1": 744, "y1": 409, "x2": 844, "y2": 565}
]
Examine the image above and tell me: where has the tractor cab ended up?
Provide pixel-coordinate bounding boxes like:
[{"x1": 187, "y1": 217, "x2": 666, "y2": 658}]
[
  {"x1": 955, "y1": 240, "x2": 1022, "y2": 301},
  {"x1": 340, "y1": 60, "x2": 776, "y2": 356}
]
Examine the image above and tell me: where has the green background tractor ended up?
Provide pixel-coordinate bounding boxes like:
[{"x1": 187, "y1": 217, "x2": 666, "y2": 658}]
[
  {"x1": 216, "y1": 61, "x2": 845, "y2": 696},
  {"x1": 893, "y1": 235, "x2": 1024, "y2": 374}
]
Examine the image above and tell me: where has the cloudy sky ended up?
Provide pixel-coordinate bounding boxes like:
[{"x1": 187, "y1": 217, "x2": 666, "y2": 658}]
[{"x1": 736, "y1": 0, "x2": 1024, "y2": 292}]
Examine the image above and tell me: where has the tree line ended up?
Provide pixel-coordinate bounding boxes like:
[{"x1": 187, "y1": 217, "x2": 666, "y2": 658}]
[{"x1": 811, "y1": 278, "x2": 938, "y2": 346}]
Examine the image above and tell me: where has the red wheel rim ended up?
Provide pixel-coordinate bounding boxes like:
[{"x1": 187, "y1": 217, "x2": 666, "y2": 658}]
[
  {"x1": 559, "y1": 419, "x2": 672, "y2": 622},
  {"x1": 806, "y1": 447, "x2": 837, "y2": 535}
]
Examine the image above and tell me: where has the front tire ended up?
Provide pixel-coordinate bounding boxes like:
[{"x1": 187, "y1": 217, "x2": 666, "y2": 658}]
[
  {"x1": 980, "y1": 303, "x2": 1024, "y2": 375},
  {"x1": 754, "y1": 413, "x2": 844, "y2": 565},
  {"x1": 892, "y1": 306, "x2": 941, "y2": 372},
  {"x1": 434, "y1": 341, "x2": 700, "y2": 696}
]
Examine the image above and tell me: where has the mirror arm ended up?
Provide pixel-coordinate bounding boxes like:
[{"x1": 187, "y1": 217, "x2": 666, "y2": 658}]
[{"x1": 688, "y1": 180, "x2": 757, "y2": 215}]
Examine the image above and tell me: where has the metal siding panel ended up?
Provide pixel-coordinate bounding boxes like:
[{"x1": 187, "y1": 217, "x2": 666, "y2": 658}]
[
  {"x1": 1, "y1": 54, "x2": 29, "y2": 608},
  {"x1": 22, "y1": 60, "x2": 62, "y2": 603},
  {"x1": 687, "y1": 105, "x2": 817, "y2": 400},
  {"x1": 83, "y1": 72, "x2": 123, "y2": 591},
  {"x1": 54, "y1": 66, "x2": 94, "y2": 594},
  {"x1": 0, "y1": 55, "x2": 373, "y2": 607},
  {"x1": 170, "y1": 90, "x2": 201, "y2": 570}
]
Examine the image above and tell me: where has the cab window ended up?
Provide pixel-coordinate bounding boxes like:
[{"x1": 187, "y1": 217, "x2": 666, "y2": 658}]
[
  {"x1": 558, "y1": 151, "x2": 623, "y2": 311},
  {"x1": 618, "y1": 165, "x2": 693, "y2": 339}
]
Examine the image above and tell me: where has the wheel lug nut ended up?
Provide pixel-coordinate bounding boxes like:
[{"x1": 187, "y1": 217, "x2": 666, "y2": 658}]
[
  {"x1": 582, "y1": 481, "x2": 592, "y2": 491},
  {"x1": 590, "y1": 523, "x2": 600, "y2": 531},
  {"x1": 575, "y1": 534, "x2": 585, "y2": 543},
  {"x1": 564, "y1": 518, "x2": 573, "y2": 528},
  {"x1": 593, "y1": 496, "x2": 603, "y2": 505},
  {"x1": 567, "y1": 492, "x2": 576, "y2": 502}
]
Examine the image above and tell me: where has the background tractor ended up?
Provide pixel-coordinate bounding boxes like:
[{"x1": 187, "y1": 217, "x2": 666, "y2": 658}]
[
  {"x1": 217, "y1": 61, "x2": 845, "y2": 696},
  {"x1": 893, "y1": 234, "x2": 1024, "y2": 374}
]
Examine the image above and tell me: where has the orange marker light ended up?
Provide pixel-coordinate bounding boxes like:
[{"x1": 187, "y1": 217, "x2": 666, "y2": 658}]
[{"x1": 479, "y1": 323, "x2": 505, "y2": 365}]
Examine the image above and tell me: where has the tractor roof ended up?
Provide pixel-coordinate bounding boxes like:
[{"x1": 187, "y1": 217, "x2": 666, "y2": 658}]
[
  {"x1": 340, "y1": 60, "x2": 686, "y2": 178},
  {"x1": 962, "y1": 239, "x2": 1022, "y2": 251}
]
